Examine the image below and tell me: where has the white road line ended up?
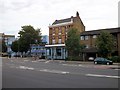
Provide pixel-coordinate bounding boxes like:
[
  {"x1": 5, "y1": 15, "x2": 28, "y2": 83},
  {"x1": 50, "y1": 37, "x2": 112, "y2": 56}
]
[
  {"x1": 39, "y1": 69, "x2": 69, "y2": 74},
  {"x1": 86, "y1": 74, "x2": 120, "y2": 79},
  {"x1": 19, "y1": 66, "x2": 34, "y2": 70},
  {"x1": 45, "y1": 61, "x2": 50, "y2": 63},
  {"x1": 31, "y1": 61, "x2": 37, "y2": 62},
  {"x1": 24, "y1": 60, "x2": 29, "y2": 62},
  {"x1": 114, "y1": 69, "x2": 120, "y2": 71},
  {"x1": 6, "y1": 63, "x2": 15, "y2": 66},
  {"x1": 62, "y1": 64, "x2": 82, "y2": 67},
  {"x1": 27, "y1": 67, "x2": 34, "y2": 70},
  {"x1": 19, "y1": 66, "x2": 27, "y2": 69}
]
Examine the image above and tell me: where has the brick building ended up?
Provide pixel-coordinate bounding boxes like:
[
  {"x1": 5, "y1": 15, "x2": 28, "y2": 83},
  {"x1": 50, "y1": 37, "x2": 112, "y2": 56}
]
[
  {"x1": 49, "y1": 12, "x2": 85, "y2": 45},
  {"x1": 80, "y1": 27, "x2": 120, "y2": 60},
  {"x1": 45, "y1": 12, "x2": 85, "y2": 60}
]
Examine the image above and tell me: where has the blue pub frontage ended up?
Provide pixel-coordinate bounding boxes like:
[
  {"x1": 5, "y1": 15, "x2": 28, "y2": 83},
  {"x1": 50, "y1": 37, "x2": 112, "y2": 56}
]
[{"x1": 45, "y1": 44, "x2": 67, "y2": 60}]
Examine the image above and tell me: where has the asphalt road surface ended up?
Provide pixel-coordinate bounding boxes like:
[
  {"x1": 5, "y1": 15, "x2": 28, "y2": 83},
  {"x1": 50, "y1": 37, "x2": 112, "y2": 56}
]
[{"x1": 2, "y1": 57, "x2": 119, "y2": 88}]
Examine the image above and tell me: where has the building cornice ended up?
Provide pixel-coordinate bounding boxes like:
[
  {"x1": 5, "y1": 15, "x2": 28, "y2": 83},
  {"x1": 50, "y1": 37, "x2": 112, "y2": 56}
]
[{"x1": 49, "y1": 20, "x2": 73, "y2": 28}]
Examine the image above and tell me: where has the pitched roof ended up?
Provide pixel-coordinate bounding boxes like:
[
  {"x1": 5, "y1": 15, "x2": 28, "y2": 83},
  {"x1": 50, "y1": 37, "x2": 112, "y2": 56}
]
[
  {"x1": 51, "y1": 12, "x2": 85, "y2": 27},
  {"x1": 80, "y1": 27, "x2": 120, "y2": 36},
  {"x1": 52, "y1": 18, "x2": 72, "y2": 25}
]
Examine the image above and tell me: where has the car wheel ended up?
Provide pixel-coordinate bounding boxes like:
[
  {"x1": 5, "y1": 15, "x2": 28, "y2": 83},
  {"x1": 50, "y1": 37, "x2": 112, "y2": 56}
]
[
  {"x1": 94, "y1": 62, "x2": 97, "y2": 64},
  {"x1": 107, "y1": 62, "x2": 109, "y2": 65}
]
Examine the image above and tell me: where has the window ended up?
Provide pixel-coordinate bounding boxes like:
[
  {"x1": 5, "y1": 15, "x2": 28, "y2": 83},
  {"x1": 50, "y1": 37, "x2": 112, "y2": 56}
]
[
  {"x1": 58, "y1": 35, "x2": 61, "y2": 39},
  {"x1": 56, "y1": 48, "x2": 61, "y2": 56},
  {"x1": 59, "y1": 32, "x2": 61, "y2": 35},
  {"x1": 85, "y1": 36, "x2": 89, "y2": 40},
  {"x1": 52, "y1": 36, "x2": 55, "y2": 39},
  {"x1": 52, "y1": 30, "x2": 55, "y2": 35},
  {"x1": 52, "y1": 39, "x2": 55, "y2": 44},
  {"x1": 86, "y1": 45, "x2": 89, "y2": 48},
  {"x1": 58, "y1": 39, "x2": 62, "y2": 44},
  {"x1": 59, "y1": 29, "x2": 62, "y2": 32},
  {"x1": 52, "y1": 33, "x2": 55, "y2": 36},
  {"x1": 93, "y1": 35, "x2": 97, "y2": 38},
  {"x1": 66, "y1": 31, "x2": 68, "y2": 35},
  {"x1": 66, "y1": 26, "x2": 68, "y2": 29},
  {"x1": 80, "y1": 36, "x2": 84, "y2": 40}
]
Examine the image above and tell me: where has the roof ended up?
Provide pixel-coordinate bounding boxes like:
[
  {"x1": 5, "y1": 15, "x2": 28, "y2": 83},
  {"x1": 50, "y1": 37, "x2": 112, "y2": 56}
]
[
  {"x1": 80, "y1": 27, "x2": 120, "y2": 36},
  {"x1": 4, "y1": 35, "x2": 15, "y2": 37},
  {"x1": 51, "y1": 12, "x2": 85, "y2": 26},
  {"x1": 52, "y1": 18, "x2": 72, "y2": 25}
]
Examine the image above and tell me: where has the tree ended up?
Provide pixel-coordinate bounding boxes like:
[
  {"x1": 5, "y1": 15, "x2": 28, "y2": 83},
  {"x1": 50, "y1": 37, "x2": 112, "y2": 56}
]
[
  {"x1": 11, "y1": 40, "x2": 19, "y2": 53},
  {"x1": 18, "y1": 25, "x2": 42, "y2": 53},
  {"x1": 65, "y1": 28, "x2": 85, "y2": 60},
  {"x1": 95, "y1": 31, "x2": 115, "y2": 58},
  {"x1": 2, "y1": 40, "x2": 7, "y2": 53}
]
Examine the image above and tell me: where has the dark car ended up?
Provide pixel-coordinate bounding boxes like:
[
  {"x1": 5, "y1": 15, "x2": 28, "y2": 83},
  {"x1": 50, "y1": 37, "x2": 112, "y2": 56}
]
[{"x1": 94, "y1": 57, "x2": 113, "y2": 65}]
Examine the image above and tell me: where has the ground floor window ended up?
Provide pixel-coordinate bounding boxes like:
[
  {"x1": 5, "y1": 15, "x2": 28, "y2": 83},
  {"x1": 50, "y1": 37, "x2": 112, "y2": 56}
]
[{"x1": 56, "y1": 48, "x2": 61, "y2": 56}]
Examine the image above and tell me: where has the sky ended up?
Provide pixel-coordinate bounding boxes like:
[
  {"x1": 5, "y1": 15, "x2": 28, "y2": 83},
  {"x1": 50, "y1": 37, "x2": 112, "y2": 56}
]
[{"x1": 0, "y1": 0, "x2": 119, "y2": 37}]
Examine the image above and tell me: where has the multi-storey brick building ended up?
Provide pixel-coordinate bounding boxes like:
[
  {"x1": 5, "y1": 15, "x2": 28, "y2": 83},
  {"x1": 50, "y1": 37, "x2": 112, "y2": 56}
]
[
  {"x1": 45, "y1": 12, "x2": 85, "y2": 60},
  {"x1": 80, "y1": 27, "x2": 120, "y2": 60},
  {"x1": 49, "y1": 12, "x2": 85, "y2": 45}
]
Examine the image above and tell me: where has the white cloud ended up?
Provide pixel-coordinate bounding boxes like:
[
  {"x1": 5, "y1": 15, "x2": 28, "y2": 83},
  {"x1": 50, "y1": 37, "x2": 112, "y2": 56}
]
[{"x1": 0, "y1": 0, "x2": 119, "y2": 37}]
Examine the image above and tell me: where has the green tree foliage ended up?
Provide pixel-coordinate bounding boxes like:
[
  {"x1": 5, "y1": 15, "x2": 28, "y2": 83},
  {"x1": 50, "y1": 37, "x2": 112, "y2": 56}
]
[
  {"x1": 65, "y1": 28, "x2": 85, "y2": 60},
  {"x1": 2, "y1": 40, "x2": 7, "y2": 53},
  {"x1": 18, "y1": 25, "x2": 42, "y2": 53},
  {"x1": 95, "y1": 31, "x2": 115, "y2": 58},
  {"x1": 11, "y1": 40, "x2": 19, "y2": 53}
]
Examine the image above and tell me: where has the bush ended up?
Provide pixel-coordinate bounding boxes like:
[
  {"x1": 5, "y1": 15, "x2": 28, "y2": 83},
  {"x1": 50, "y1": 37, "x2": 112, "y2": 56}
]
[{"x1": 108, "y1": 56, "x2": 120, "y2": 63}]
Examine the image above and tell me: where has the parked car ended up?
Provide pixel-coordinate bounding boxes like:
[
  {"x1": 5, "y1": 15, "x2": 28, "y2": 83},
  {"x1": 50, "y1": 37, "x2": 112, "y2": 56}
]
[{"x1": 94, "y1": 57, "x2": 113, "y2": 65}]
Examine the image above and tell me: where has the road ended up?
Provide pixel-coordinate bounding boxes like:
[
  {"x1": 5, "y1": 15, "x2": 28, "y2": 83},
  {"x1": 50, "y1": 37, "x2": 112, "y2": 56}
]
[{"x1": 2, "y1": 57, "x2": 119, "y2": 88}]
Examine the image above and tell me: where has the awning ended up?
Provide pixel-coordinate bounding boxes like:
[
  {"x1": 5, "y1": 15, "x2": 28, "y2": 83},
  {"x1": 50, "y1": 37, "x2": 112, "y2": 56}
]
[{"x1": 45, "y1": 44, "x2": 65, "y2": 48}]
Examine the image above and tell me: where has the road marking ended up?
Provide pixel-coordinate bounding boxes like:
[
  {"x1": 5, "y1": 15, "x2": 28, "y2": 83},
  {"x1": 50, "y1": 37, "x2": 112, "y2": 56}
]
[
  {"x1": 19, "y1": 66, "x2": 34, "y2": 70},
  {"x1": 62, "y1": 64, "x2": 82, "y2": 67},
  {"x1": 24, "y1": 60, "x2": 29, "y2": 62},
  {"x1": 31, "y1": 61, "x2": 37, "y2": 62},
  {"x1": 39, "y1": 69, "x2": 69, "y2": 74},
  {"x1": 114, "y1": 69, "x2": 120, "y2": 71},
  {"x1": 86, "y1": 74, "x2": 120, "y2": 79},
  {"x1": 6, "y1": 63, "x2": 15, "y2": 66},
  {"x1": 19, "y1": 66, "x2": 27, "y2": 69},
  {"x1": 38, "y1": 60, "x2": 45, "y2": 62},
  {"x1": 45, "y1": 61, "x2": 50, "y2": 63}
]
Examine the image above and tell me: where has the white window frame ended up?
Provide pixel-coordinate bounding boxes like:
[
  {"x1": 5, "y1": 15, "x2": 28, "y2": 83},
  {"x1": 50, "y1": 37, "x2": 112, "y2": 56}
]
[
  {"x1": 85, "y1": 36, "x2": 89, "y2": 40},
  {"x1": 93, "y1": 35, "x2": 97, "y2": 39},
  {"x1": 80, "y1": 36, "x2": 84, "y2": 40},
  {"x1": 52, "y1": 39, "x2": 55, "y2": 44},
  {"x1": 58, "y1": 39, "x2": 62, "y2": 44},
  {"x1": 86, "y1": 45, "x2": 89, "y2": 48}
]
